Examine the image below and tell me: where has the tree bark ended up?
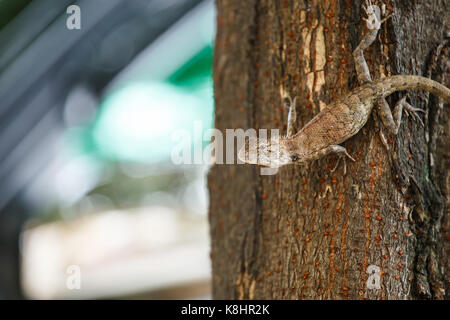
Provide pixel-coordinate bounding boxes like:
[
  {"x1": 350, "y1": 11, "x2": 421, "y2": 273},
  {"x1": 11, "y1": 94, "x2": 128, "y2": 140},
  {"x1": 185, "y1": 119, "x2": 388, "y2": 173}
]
[{"x1": 209, "y1": 0, "x2": 449, "y2": 299}]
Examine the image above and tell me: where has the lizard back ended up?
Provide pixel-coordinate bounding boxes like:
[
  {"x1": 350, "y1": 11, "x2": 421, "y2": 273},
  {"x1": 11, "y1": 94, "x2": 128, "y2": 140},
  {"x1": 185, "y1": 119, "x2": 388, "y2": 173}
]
[{"x1": 289, "y1": 91, "x2": 373, "y2": 159}]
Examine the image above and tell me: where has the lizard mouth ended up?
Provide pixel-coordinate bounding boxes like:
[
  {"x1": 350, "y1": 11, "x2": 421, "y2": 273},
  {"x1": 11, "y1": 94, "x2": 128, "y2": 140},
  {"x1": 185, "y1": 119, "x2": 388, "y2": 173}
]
[
  {"x1": 238, "y1": 145, "x2": 285, "y2": 168},
  {"x1": 238, "y1": 138, "x2": 292, "y2": 167}
]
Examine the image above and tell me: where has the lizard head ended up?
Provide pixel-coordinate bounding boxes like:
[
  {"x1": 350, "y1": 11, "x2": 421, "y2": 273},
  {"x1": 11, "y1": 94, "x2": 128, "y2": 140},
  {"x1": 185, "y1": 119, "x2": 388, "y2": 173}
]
[{"x1": 237, "y1": 138, "x2": 294, "y2": 168}]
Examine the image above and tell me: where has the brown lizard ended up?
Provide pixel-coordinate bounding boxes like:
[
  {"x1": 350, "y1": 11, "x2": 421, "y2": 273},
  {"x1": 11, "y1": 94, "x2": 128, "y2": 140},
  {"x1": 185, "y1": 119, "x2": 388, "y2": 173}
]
[{"x1": 238, "y1": 1, "x2": 450, "y2": 170}]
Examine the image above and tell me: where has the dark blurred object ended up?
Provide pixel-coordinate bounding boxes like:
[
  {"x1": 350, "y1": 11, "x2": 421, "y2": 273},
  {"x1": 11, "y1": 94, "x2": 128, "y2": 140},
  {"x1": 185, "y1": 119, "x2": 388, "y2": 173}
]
[
  {"x1": 0, "y1": 0, "x2": 204, "y2": 299},
  {"x1": 0, "y1": 0, "x2": 33, "y2": 29}
]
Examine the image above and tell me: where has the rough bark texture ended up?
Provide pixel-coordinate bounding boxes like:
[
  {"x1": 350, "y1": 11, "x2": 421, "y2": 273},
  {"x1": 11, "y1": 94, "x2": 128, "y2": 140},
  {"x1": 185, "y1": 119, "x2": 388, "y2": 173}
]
[{"x1": 209, "y1": 0, "x2": 449, "y2": 299}]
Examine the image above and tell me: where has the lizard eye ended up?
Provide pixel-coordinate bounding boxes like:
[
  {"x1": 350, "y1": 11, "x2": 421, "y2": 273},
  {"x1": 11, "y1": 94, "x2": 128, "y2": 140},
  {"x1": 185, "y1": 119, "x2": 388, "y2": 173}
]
[{"x1": 290, "y1": 154, "x2": 299, "y2": 162}]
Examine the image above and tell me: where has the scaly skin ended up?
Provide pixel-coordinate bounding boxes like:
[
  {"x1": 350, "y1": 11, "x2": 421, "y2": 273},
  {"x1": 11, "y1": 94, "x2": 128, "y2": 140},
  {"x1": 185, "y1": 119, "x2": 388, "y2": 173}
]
[
  {"x1": 238, "y1": 2, "x2": 450, "y2": 169},
  {"x1": 286, "y1": 76, "x2": 450, "y2": 162}
]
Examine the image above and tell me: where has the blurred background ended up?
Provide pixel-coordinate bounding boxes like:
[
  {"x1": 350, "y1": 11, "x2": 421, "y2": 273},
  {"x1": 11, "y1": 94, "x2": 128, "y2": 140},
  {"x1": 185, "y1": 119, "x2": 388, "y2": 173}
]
[{"x1": 0, "y1": 0, "x2": 215, "y2": 299}]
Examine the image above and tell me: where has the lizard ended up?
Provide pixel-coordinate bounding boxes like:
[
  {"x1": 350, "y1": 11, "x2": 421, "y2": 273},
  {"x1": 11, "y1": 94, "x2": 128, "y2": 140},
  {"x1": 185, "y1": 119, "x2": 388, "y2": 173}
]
[{"x1": 237, "y1": 0, "x2": 450, "y2": 170}]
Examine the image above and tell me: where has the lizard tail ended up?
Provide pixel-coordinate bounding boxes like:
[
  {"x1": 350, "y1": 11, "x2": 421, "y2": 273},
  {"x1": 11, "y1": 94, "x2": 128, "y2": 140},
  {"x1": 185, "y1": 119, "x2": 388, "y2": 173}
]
[{"x1": 375, "y1": 75, "x2": 450, "y2": 104}]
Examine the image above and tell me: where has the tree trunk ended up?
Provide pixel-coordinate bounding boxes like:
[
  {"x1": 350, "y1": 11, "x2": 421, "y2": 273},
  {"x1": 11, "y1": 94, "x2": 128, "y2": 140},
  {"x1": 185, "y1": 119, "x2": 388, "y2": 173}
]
[{"x1": 209, "y1": 0, "x2": 449, "y2": 299}]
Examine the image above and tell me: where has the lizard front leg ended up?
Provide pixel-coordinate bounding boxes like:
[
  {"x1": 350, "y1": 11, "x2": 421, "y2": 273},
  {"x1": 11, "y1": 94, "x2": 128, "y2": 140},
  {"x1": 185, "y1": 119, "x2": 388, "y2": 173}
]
[
  {"x1": 282, "y1": 96, "x2": 355, "y2": 172},
  {"x1": 353, "y1": 0, "x2": 389, "y2": 84},
  {"x1": 353, "y1": 3, "x2": 413, "y2": 163},
  {"x1": 315, "y1": 2, "x2": 384, "y2": 173},
  {"x1": 308, "y1": 145, "x2": 356, "y2": 174}
]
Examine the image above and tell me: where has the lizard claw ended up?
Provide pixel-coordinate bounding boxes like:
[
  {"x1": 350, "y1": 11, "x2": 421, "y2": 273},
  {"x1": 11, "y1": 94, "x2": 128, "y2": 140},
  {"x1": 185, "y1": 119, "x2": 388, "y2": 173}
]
[
  {"x1": 380, "y1": 12, "x2": 393, "y2": 24},
  {"x1": 363, "y1": 0, "x2": 370, "y2": 10},
  {"x1": 363, "y1": 0, "x2": 375, "y2": 15},
  {"x1": 404, "y1": 104, "x2": 425, "y2": 127},
  {"x1": 399, "y1": 96, "x2": 425, "y2": 127},
  {"x1": 283, "y1": 95, "x2": 293, "y2": 109},
  {"x1": 330, "y1": 150, "x2": 355, "y2": 174},
  {"x1": 344, "y1": 150, "x2": 356, "y2": 162},
  {"x1": 283, "y1": 95, "x2": 298, "y2": 110},
  {"x1": 362, "y1": 0, "x2": 382, "y2": 30},
  {"x1": 330, "y1": 157, "x2": 342, "y2": 173},
  {"x1": 283, "y1": 94, "x2": 299, "y2": 138}
]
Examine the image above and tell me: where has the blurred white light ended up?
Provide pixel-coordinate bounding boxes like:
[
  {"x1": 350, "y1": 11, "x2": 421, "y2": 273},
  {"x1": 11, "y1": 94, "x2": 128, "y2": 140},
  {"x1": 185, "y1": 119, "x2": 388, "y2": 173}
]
[
  {"x1": 21, "y1": 206, "x2": 210, "y2": 299},
  {"x1": 77, "y1": 193, "x2": 114, "y2": 215},
  {"x1": 64, "y1": 86, "x2": 98, "y2": 127},
  {"x1": 183, "y1": 178, "x2": 208, "y2": 215},
  {"x1": 54, "y1": 155, "x2": 101, "y2": 206},
  {"x1": 140, "y1": 191, "x2": 177, "y2": 208}
]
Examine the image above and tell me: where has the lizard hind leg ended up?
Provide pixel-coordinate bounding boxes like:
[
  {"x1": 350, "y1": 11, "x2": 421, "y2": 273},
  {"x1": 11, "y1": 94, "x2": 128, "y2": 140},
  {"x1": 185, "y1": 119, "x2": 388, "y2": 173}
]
[{"x1": 377, "y1": 96, "x2": 425, "y2": 136}]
